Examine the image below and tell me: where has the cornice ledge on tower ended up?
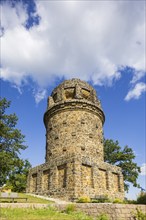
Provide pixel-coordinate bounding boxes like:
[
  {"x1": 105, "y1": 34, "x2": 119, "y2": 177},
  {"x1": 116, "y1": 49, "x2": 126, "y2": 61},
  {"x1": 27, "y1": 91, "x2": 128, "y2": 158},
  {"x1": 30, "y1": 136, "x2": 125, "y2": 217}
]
[{"x1": 44, "y1": 99, "x2": 105, "y2": 126}]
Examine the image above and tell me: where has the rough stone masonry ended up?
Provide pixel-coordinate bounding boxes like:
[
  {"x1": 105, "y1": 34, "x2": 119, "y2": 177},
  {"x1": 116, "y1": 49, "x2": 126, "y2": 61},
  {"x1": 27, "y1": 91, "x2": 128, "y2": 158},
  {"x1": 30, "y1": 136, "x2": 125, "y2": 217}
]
[{"x1": 27, "y1": 78, "x2": 125, "y2": 200}]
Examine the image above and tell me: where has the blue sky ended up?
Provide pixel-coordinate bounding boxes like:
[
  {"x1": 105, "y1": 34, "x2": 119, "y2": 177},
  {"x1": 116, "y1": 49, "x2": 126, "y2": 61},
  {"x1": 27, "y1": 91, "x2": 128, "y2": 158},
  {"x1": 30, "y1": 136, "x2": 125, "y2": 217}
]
[{"x1": 0, "y1": 0, "x2": 145, "y2": 199}]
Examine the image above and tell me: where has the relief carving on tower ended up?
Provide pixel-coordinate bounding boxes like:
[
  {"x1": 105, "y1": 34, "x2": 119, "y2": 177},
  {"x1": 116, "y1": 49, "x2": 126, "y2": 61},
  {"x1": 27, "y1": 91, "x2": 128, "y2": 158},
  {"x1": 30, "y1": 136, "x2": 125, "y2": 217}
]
[
  {"x1": 112, "y1": 173, "x2": 120, "y2": 192},
  {"x1": 42, "y1": 169, "x2": 50, "y2": 191},
  {"x1": 81, "y1": 164, "x2": 93, "y2": 188},
  {"x1": 57, "y1": 164, "x2": 67, "y2": 188},
  {"x1": 98, "y1": 169, "x2": 108, "y2": 190},
  {"x1": 31, "y1": 173, "x2": 37, "y2": 193}
]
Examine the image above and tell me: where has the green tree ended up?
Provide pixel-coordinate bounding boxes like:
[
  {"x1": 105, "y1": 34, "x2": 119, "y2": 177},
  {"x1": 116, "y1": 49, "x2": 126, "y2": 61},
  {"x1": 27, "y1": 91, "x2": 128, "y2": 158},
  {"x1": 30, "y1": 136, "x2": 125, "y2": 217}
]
[
  {"x1": 0, "y1": 97, "x2": 31, "y2": 191},
  {"x1": 6, "y1": 159, "x2": 31, "y2": 192},
  {"x1": 104, "y1": 139, "x2": 141, "y2": 192}
]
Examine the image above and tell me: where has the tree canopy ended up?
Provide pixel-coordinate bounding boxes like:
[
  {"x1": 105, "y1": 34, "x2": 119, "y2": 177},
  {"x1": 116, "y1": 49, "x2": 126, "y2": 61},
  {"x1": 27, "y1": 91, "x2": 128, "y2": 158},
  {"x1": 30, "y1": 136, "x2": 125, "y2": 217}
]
[
  {"x1": 0, "y1": 97, "x2": 31, "y2": 191},
  {"x1": 104, "y1": 139, "x2": 141, "y2": 192}
]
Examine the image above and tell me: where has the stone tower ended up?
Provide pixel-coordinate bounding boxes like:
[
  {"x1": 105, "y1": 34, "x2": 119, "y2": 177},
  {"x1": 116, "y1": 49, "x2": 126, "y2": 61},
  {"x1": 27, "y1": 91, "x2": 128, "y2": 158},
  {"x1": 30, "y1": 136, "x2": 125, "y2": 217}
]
[{"x1": 27, "y1": 79, "x2": 124, "y2": 200}]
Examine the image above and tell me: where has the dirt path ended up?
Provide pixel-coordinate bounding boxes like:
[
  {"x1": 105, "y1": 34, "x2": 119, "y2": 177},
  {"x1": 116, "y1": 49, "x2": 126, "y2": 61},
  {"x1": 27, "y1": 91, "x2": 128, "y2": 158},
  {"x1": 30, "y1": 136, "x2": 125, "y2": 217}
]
[{"x1": 26, "y1": 193, "x2": 72, "y2": 204}]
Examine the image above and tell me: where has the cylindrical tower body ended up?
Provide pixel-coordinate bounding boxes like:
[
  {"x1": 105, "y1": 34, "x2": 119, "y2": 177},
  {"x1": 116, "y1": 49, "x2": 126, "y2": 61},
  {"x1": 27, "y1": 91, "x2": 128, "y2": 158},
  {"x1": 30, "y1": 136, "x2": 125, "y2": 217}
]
[
  {"x1": 27, "y1": 78, "x2": 124, "y2": 201},
  {"x1": 44, "y1": 79, "x2": 105, "y2": 164}
]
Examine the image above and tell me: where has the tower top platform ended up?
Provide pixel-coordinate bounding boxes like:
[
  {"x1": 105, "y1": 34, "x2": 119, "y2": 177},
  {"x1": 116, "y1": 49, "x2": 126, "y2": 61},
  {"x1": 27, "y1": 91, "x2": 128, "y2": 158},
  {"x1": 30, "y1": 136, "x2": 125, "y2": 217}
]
[{"x1": 50, "y1": 78, "x2": 102, "y2": 107}]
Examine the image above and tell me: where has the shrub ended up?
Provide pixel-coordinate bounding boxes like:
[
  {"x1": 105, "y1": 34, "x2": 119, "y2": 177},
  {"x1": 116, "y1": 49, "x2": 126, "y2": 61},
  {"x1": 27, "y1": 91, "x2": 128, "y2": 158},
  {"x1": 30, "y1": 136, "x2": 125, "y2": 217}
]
[
  {"x1": 73, "y1": 211, "x2": 93, "y2": 220},
  {"x1": 96, "y1": 214, "x2": 109, "y2": 220},
  {"x1": 65, "y1": 204, "x2": 76, "y2": 213},
  {"x1": 126, "y1": 199, "x2": 137, "y2": 204},
  {"x1": 92, "y1": 196, "x2": 110, "y2": 203},
  {"x1": 133, "y1": 208, "x2": 146, "y2": 220},
  {"x1": 137, "y1": 192, "x2": 146, "y2": 204},
  {"x1": 91, "y1": 199, "x2": 100, "y2": 203},
  {"x1": 113, "y1": 198, "x2": 124, "y2": 204},
  {"x1": 77, "y1": 196, "x2": 91, "y2": 203}
]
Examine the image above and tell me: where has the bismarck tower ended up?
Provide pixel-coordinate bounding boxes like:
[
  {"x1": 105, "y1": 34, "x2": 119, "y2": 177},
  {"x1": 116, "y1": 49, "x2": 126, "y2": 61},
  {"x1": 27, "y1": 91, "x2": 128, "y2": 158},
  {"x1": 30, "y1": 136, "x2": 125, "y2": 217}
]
[{"x1": 27, "y1": 79, "x2": 124, "y2": 200}]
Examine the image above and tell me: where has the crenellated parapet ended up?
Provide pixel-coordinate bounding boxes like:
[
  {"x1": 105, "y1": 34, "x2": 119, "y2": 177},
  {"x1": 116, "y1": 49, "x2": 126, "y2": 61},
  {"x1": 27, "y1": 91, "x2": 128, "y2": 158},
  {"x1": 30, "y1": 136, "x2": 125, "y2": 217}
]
[
  {"x1": 47, "y1": 78, "x2": 102, "y2": 109},
  {"x1": 45, "y1": 78, "x2": 104, "y2": 126}
]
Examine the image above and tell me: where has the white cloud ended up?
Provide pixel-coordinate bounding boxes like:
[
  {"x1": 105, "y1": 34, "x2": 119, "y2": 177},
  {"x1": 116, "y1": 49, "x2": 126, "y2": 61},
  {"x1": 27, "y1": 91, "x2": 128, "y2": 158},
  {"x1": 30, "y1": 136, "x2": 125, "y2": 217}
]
[
  {"x1": 33, "y1": 89, "x2": 47, "y2": 104},
  {"x1": 130, "y1": 71, "x2": 146, "y2": 84},
  {"x1": 125, "y1": 82, "x2": 146, "y2": 101},
  {"x1": 0, "y1": 1, "x2": 145, "y2": 100},
  {"x1": 1, "y1": 1, "x2": 28, "y2": 30},
  {"x1": 140, "y1": 163, "x2": 146, "y2": 176}
]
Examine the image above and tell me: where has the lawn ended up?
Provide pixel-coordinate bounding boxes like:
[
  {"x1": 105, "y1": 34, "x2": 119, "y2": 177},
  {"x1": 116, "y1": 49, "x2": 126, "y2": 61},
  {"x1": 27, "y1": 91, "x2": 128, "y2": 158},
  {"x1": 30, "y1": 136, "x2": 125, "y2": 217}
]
[
  {"x1": 0, "y1": 193, "x2": 94, "y2": 220},
  {"x1": 0, "y1": 207, "x2": 94, "y2": 220},
  {"x1": 0, "y1": 193, "x2": 53, "y2": 204}
]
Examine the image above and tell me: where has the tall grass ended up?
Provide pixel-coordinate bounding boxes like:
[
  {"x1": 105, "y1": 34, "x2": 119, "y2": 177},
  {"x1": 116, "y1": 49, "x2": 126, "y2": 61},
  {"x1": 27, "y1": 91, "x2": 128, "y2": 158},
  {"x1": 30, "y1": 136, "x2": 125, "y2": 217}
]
[{"x1": 0, "y1": 207, "x2": 94, "y2": 220}]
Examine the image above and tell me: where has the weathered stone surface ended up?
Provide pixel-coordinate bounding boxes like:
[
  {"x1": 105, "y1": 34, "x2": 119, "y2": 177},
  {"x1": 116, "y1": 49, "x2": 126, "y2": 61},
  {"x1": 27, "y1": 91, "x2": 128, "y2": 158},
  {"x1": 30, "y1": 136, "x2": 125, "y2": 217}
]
[
  {"x1": 54, "y1": 203, "x2": 146, "y2": 220},
  {"x1": 27, "y1": 78, "x2": 124, "y2": 200}
]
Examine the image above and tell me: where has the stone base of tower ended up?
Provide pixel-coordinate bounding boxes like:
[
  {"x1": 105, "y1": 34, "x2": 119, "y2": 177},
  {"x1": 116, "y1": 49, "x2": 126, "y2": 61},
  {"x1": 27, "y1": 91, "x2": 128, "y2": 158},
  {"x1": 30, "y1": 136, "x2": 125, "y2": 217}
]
[{"x1": 26, "y1": 154, "x2": 124, "y2": 201}]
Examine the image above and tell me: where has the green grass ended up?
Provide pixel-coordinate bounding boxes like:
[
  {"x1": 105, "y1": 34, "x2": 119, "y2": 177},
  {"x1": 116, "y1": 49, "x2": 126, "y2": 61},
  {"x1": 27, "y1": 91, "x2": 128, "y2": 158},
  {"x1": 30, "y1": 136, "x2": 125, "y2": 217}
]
[
  {"x1": 0, "y1": 193, "x2": 53, "y2": 204},
  {"x1": 0, "y1": 207, "x2": 94, "y2": 220},
  {"x1": 0, "y1": 194, "x2": 109, "y2": 220}
]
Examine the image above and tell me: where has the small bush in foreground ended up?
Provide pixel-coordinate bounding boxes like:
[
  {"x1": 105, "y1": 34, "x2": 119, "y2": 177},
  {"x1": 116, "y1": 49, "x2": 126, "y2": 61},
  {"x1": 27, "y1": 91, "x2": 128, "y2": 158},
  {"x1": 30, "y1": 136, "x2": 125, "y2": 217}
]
[
  {"x1": 77, "y1": 196, "x2": 91, "y2": 203},
  {"x1": 72, "y1": 211, "x2": 93, "y2": 220},
  {"x1": 133, "y1": 208, "x2": 146, "y2": 220},
  {"x1": 113, "y1": 198, "x2": 124, "y2": 204},
  {"x1": 92, "y1": 196, "x2": 110, "y2": 203},
  {"x1": 65, "y1": 204, "x2": 76, "y2": 213},
  {"x1": 96, "y1": 214, "x2": 109, "y2": 220}
]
